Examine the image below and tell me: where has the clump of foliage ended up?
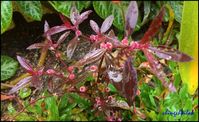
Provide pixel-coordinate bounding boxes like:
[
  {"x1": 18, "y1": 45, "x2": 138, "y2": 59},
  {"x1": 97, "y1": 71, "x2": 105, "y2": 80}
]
[{"x1": 1, "y1": 1, "x2": 197, "y2": 121}]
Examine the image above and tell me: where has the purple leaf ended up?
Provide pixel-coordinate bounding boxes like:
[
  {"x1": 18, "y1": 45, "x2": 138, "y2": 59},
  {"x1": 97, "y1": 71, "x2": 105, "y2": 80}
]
[
  {"x1": 8, "y1": 76, "x2": 32, "y2": 94},
  {"x1": 57, "y1": 31, "x2": 70, "y2": 45},
  {"x1": 122, "y1": 57, "x2": 137, "y2": 105},
  {"x1": 44, "y1": 20, "x2": 50, "y2": 33},
  {"x1": 90, "y1": 20, "x2": 100, "y2": 34},
  {"x1": 17, "y1": 56, "x2": 33, "y2": 71},
  {"x1": 76, "y1": 48, "x2": 106, "y2": 66},
  {"x1": 67, "y1": 37, "x2": 78, "y2": 59},
  {"x1": 142, "y1": 49, "x2": 176, "y2": 92},
  {"x1": 125, "y1": 1, "x2": 138, "y2": 37},
  {"x1": 140, "y1": 7, "x2": 165, "y2": 44},
  {"x1": 43, "y1": 25, "x2": 68, "y2": 37},
  {"x1": 70, "y1": 7, "x2": 79, "y2": 25},
  {"x1": 100, "y1": 15, "x2": 114, "y2": 33},
  {"x1": 148, "y1": 46, "x2": 193, "y2": 62},
  {"x1": 79, "y1": 10, "x2": 92, "y2": 24},
  {"x1": 26, "y1": 43, "x2": 46, "y2": 50}
]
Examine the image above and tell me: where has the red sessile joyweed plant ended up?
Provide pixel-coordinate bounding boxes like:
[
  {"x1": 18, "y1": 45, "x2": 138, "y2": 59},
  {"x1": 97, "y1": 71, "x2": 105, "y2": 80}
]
[{"x1": 7, "y1": 1, "x2": 193, "y2": 121}]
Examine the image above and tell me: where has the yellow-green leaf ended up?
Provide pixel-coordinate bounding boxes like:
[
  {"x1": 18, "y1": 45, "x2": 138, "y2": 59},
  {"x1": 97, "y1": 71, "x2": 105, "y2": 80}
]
[
  {"x1": 179, "y1": 1, "x2": 198, "y2": 95},
  {"x1": 1, "y1": 1, "x2": 13, "y2": 34}
]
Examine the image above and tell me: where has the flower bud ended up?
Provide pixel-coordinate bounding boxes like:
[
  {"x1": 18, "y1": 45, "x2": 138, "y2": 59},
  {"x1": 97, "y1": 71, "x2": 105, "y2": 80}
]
[
  {"x1": 79, "y1": 86, "x2": 86, "y2": 92},
  {"x1": 46, "y1": 69, "x2": 55, "y2": 75},
  {"x1": 68, "y1": 73, "x2": 75, "y2": 80}
]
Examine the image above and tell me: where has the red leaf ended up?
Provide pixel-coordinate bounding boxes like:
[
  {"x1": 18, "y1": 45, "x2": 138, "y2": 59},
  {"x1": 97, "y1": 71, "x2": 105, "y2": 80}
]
[
  {"x1": 79, "y1": 10, "x2": 92, "y2": 24},
  {"x1": 17, "y1": 56, "x2": 33, "y2": 71},
  {"x1": 125, "y1": 1, "x2": 138, "y2": 37},
  {"x1": 59, "y1": 14, "x2": 72, "y2": 28},
  {"x1": 57, "y1": 31, "x2": 70, "y2": 45},
  {"x1": 90, "y1": 20, "x2": 100, "y2": 34},
  {"x1": 140, "y1": 7, "x2": 165, "y2": 44},
  {"x1": 76, "y1": 48, "x2": 106, "y2": 66},
  {"x1": 26, "y1": 43, "x2": 46, "y2": 50},
  {"x1": 67, "y1": 37, "x2": 78, "y2": 59},
  {"x1": 8, "y1": 76, "x2": 32, "y2": 94},
  {"x1": 100, "y1": 15, "x2": 114, "y2": 33},
  {"x1": 142, "y1": 49, "x2": 176, "y2": 92},
  {"x1": 44, "y1": 25, "x2": 68, "y2": 37},
  {"x1": 148, "y1": 46, "x2": 193, "y2": 62}
]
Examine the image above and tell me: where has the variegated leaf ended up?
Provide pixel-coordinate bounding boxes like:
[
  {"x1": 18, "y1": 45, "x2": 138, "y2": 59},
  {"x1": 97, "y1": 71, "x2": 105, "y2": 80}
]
[
  {"x1": 76, "y1": 48, "x2": 106, "y2": 66},
  {"x1": 79, "y1": 10, "x2": 92, "y2": 24},
  {"x1": 140, "y1": 7, "x2": 165, "y2": 44},
  {"x1": 17, "y1": 56, "x2": 33, "y2": 71},
  {"x1": 70, "y1": 6, "x2": 79, "y2": 25},
  {"x1": 43, "y1": 25, "x2": 68, "y2": 37},
  {"x1": 122, "y1": 57, "x2": 137, "y2": 105},
  {"x1": 90, "y1": 20, "x2": 100, "y2": 34},
  {"x1": 67, "y1": 37, "x2": 78, "y2": 59},
  {"x1": 8, "y1": 76, "x2": 32, "y2": 94},
  {"x1": 142, "y1": 49, "x2": 176, "y2": 92},
  {"x1": 26, "y1": 43, "x2": 46, "y2": 50},
  {"x1": 125, "y1": 1, "x2": 138, "y2": 37},
  {"x1": 148, "y1": 46, "x2": 193, "y2": 62},
  {"x1": 57, "y1": 31, "x2": 70, "y2": 45},
  {"x1": 100, "y1": 15, "x2": 114, "y2": 33}
]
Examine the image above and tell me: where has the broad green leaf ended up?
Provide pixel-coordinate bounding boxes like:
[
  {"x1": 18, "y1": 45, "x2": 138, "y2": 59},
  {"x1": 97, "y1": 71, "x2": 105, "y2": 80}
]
[
  {"x1": 7, "y1": 103, "x2": 16, "y2": 114},
  {"x1": 167, "y1": 1, "x2": 183, "y2": 23},
  {"x1": 49, "y1": 1, "x2": 89, "y2": 17},
  {"x1": 45, "y1": 96, "x2": 59, "y2": 121},
  {"x1": 179, "y1": 1, "x2": 198, "y2": 95},
  {"x1": 16, "y1": 1, "x2": 42, "y2": 21},
  {"x1": 1, "y1": 55, "x2": 18, "y2": 81},
  {"x1": 19, "y1": 87, "x2": 31, "y2": 99},
  {"x1": 1, "y1": 1, "x2": 13, "y2": 34},
  {"x1": 93, "y1": 1, "x2": 128, "y2": 31}
]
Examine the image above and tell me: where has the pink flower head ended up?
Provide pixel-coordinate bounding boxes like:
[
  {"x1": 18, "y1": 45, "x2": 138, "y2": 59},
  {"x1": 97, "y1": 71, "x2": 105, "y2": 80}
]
[
  {"x1": 100, "y1": 42, "x2": 113, "y2": 50},
  {"x1": 121, "y1": 37, "x2": 129, "y2": 46},
  {"x1": 108, "y1": 96, "x2": 113, "y2": 101},
  {"x1": 79, "y1": 86, "x2": 86, "y2": 92},
  {"x1": 46, "y1": 69, "x2": 56, "y2": 75},
  {"x1": 129, "y1": 41, "x2": 140, "y2": 50},
  {"x1": 67, "y1": 66, "x2": 74, "y2": 73},
  {"x1": 100, "y1": 42, "x2": 106, "y2": 49},
  {"x1": 68, "y1": 73, "x2": 75, "y2": 80},
  {"x1": 90, "y1": 35, "x2": 98, "y2": 42},
  {"x1": 75, "y1": 30, "x2": 82, "y2": 36},
  {"x1": 89, "y1": 65, "x2": 98, "y2": 72}
]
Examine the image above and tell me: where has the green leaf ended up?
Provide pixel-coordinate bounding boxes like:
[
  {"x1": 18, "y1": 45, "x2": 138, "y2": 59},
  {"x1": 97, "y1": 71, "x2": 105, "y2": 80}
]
[
  {"x1": 7, "y1": 103, "x2": 16, "y2": 114},
  {"x1": 141, "y1": 1, "x2": 151, "y2": 25},
  {"x1": 59, "y1": 93, "x2": 68, "y2": 111},
  {"x1": 16, "y1": 112, "x2": 35, "y2": 121},
  {"x1": 93, "y1": 1, "x2": 127, "y2": 31},
  {"x1": 167, "y1": 1, "x2": 183, "y2": 23},
  {"x1": 179, "y1": 1, "x2": 198, "y2": 95},
  {"x1": 16, "y1": 1, "x2": 42, "y2": 21},
  {"x1": 19, "y1": 87, "x2": 31, "y2": 99},
  {"x1": 1, "y1": 55, "x2": 18, "y2": 81},
  {"x1": 45, "y1": 96, "x2": 59, "y2": 121},
  {"x1": 68, "y1": 93, "x2": 91, "y2": 109},
  {"x1": 49, "y1": 1, "x2": 89, "y2": 17},
  {"x1": 108, "y1": 83, "x2": 117, "y2": 93},
  {"x1": 1, "y1": 1, "x2": 13, "y2": 34}
]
